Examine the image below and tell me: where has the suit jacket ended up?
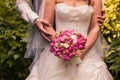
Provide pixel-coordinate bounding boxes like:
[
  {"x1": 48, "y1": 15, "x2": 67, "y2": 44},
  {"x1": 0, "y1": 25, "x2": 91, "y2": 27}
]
[
  {"x1": 16, "y1": 0, "x2": 48, "y2": 59},
  {"x1": 16, "y1": 0, "x2": 42, "y2": 24}
]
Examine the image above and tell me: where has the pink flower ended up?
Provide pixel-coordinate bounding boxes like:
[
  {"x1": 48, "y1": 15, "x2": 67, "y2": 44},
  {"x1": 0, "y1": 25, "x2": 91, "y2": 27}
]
[
  {"x1": 50, "y1": 42, "x2": 54, "y2": 47},
  {"x1": 78, "y1": 45, "x2": 84, "y2": 49},
  {"x1": 49, "y1": 30, "x2": 86, "y2": 61},
  {"x1": 60, "y1": 37, "x2": 65, "y2": 42},
  {"x1": 64, "y1": 56, "x2": 70, "y2": 61},
  {"x1": 68, "y1": 52, "x2": 74, "y2": 58},
  {"x1": 50, "y1": 48, "x2": 54, "y2": 52},
  {"x1": 59, "y1": 48, "x2": 64, "y2": 51}
]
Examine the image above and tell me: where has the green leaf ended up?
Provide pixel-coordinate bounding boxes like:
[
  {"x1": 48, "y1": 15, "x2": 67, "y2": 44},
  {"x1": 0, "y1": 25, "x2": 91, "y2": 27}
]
[{"x1": 14, "y1": 54, "x2": 20, "y2": 60}]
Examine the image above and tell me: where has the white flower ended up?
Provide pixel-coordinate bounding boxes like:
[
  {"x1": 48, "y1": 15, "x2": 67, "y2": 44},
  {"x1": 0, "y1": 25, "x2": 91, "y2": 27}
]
[
  {"x1": 63, "y1": 35, "x2": 67, "y2": 39},
  {"x1": 64, "y1": 43, "x2": 69, "y2": 48},
  {"x1": 73, "y1": 39, "x2": 77, "y2": 44},
  {"x1": 71, "y1": 35, "x2": 77, "y2": 40},
  {"x1": 55, "y1": 43, "x2": 59, "y2": 47},
  {"x1": 61, "y1": 43, "x2": 69, "y2": 48}
]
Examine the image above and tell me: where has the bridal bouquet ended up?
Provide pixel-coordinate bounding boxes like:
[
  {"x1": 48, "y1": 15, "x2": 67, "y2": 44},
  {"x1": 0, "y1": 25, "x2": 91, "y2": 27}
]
[{"x1": 50, "y1": 30, "x2": 87, "y2": 61}]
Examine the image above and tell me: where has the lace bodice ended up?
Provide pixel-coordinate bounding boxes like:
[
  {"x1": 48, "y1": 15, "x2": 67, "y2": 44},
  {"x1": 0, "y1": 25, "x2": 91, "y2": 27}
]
[
  {"x1": 55, "y1": 3, "x2": 94, "y2": 37},
  {"x1": 55, "y1": 3, "x2": 104, "y2": 61}
]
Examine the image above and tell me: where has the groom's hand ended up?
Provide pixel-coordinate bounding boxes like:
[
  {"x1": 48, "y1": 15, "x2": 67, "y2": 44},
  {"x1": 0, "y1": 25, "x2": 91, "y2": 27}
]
[
  {"x1": 42, "y1": 26, "x2": 56, "y2": 42},
  {"x1": 34, "y1": 18, "x2": 52, "y2": 36},
  {"x1": 34, "y1": 18, "x2": 56, "y2": 41},
  {"x1": 97, "y1": 9, "x2": 106, "y2": 26}
]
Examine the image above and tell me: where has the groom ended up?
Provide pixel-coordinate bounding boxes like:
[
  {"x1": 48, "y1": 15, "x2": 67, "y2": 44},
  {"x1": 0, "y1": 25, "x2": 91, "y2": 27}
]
[{"x1": 16, "y1": 0, "x2": 106, "y2": 59}]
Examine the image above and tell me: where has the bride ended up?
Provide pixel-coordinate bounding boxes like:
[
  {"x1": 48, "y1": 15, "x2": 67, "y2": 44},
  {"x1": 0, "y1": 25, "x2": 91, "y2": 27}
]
[{"x1": 16, "y1": 0, "x2": 113, "y2": 80}]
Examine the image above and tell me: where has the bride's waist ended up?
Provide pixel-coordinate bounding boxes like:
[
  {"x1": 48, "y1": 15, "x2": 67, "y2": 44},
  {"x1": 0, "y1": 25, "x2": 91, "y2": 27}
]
[{"x1": 56, "y1": 27, "x2": 88, "y2": 37}]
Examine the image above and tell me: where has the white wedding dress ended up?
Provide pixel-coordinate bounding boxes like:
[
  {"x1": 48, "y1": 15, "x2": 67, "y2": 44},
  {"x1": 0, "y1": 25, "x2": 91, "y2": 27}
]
[{"x1": 26, "y1": 3, "x2": 113, "y2": 80}]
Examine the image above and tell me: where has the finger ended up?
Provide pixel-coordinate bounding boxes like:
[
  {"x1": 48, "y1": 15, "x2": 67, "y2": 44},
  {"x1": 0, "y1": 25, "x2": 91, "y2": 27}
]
[
  {"x1": 97, "y1": 18, "x2": 104, "y2": 23},
  {"x1": 41, "y1": 32, "x2": 51, "y2": 42},
  {"x1": 79, "y1": 54, "x2": 84, "y2": 60},
  {"x1": 41, "y1": 30, "x2": 52, "y2": 37},
  {"x1": 97, "y1": 20, "x2": 103, "y2": 26},
  {"x1": 101, "y1": 9, "x2": 105, "y2": 16},
  {"x1": 101, "y1": 10, "x2": 106, "y2": 19},
  {"x1": 98, "y1": 21, "x2": 104, "y2": 26},
  {"x1": 41, "y1": 19, "x2": 51, "y2": 27},
  {"x1": 97, "y1": 16, "x2": 105, "y2": 20},
  {"x1": 98, "y1": 23, "x2": 103, "y2": 26},
  {"x1": 102, "y1": 15, "x2": 106, "y2": 20},
  {"x1": 50, "y1": 33, "x2": 57, "y2": 41},
  {"x1": 37, "y1": 23, "x2": 52, "y2": 36}
]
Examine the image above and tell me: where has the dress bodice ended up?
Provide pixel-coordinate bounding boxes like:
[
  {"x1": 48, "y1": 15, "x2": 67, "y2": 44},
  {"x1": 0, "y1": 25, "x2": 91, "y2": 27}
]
[
  {"x1": 55, "y1": 3, "x2": 104, "y2": 61},
  {"x1": 55, "y1": 3, "x2": 94, "y2": 37}
]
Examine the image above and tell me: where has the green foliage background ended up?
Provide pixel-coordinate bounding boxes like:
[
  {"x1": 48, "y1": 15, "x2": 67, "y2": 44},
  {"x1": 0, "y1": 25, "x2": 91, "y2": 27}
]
[
  {"x1": 0, "y1": 0, "x2": 30, "y2": 80},
  {"x1": 102, "y1": 0, "x2": 120, "y2": 79},
  {"x1": 0, "y1": 0, "x2": 120, "y2": 80}
]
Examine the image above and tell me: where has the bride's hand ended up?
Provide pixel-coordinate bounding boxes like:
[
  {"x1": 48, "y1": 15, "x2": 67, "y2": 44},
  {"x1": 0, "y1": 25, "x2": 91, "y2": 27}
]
[
  {"x1": 41, "y1": 26, "x2": 56, "y2": 42},
  {"x1": 79, "y1": 50, "x2": 85, "y2": 60},
  {"x1": 79, "y1": 54, "x2": 84, "y2": 60}
]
